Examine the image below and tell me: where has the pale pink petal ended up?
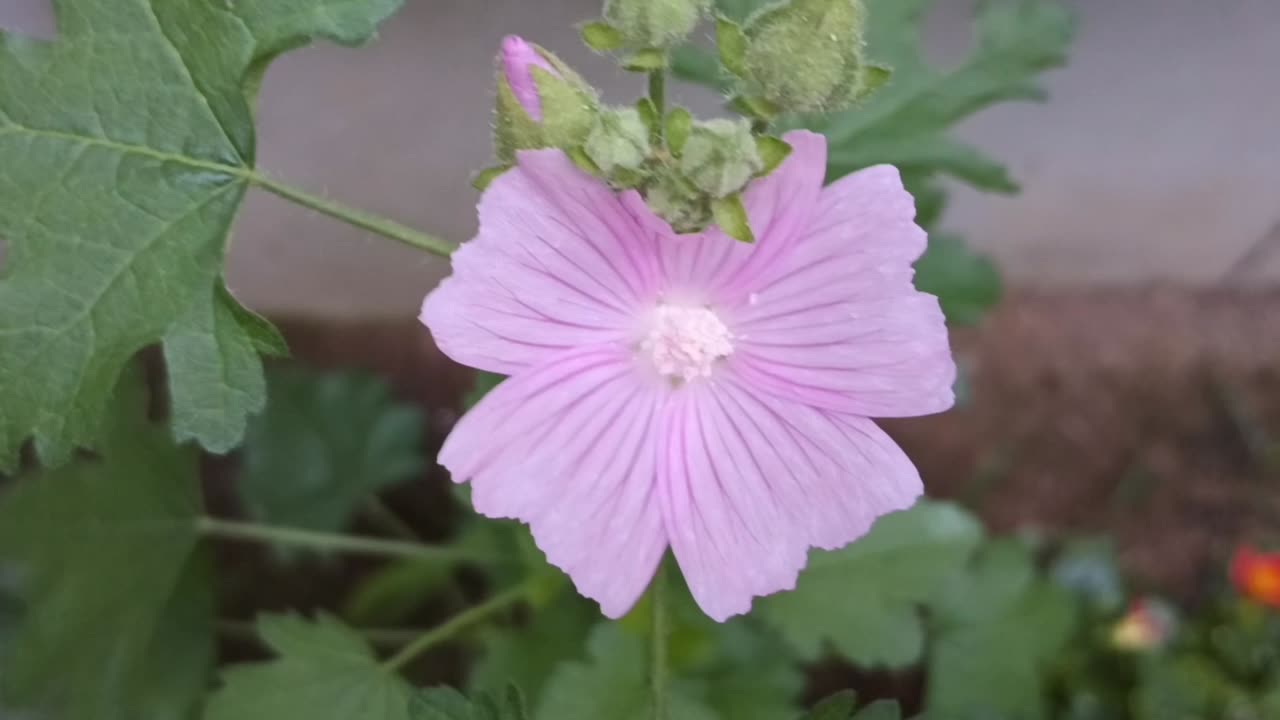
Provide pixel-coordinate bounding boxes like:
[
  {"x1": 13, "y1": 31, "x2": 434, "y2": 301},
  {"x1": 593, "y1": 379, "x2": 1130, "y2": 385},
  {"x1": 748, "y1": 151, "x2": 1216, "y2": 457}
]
[
  {"x1": 618, "y1": 130, "x2": 827, "y2": 301},
  {"x1": 727, "y1": 164, "x2": 956, "y2": 417},
  {"x1": 500, "y1": 35, "x2": 557, "y2": 120},
  {"x1": 440, "y1": 345, "x2": 666, "y2": 618},
  {"x1": 659, "y1": 375, "x2": 923, "y2": 621},
  {"x1": 421, "y1": 151, "x2": 662, "y2": 374}
]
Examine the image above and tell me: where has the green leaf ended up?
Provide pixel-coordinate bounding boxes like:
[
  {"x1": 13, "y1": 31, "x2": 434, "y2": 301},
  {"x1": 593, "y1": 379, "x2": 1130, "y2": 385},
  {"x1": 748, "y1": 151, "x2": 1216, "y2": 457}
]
[
  {"x1": 758, "y1": 502, "x2": 983, "y2": 667},
  {"x1": 581, "y1": 22, "x2": 626, "y2": 53},
  {"x1": 852, "y1": 700, "x2": 902, "y2": 720},
  {"x1": 412, "y1": 685, "x2": 530, "y2": 720},
  {"x1": 817, "y1": 0, "x2": 1075, "y2": 190},
  {"x1": 468, "y1": 592, "x2": 600, "y2": 707},
  {"x1": 344, "y1": 558, "x2": 459, "y2": 627},
  {"x1": 801, "y1": 691, "x2": 857, "y2": 720},
  {"x1": 164, "y1": 286, "x2": 282, "y2": 454},
  {"x1": 536, "y1": 624, "x2": 718, "y2": 720},
  {"x1": 207, "y1": 613, "x2": 412, "y2": 720},
  {"x1": 701, "y1": 621, "x2": 805, "y2": 720},
  {"x1": 466, "y1": 372, "x2": 508, "y2": 410},
  {"x1": 913, "y1": 234, "x2": 1003, "y2": 326},
  {"x1": 0, "y1": 0, "x2": 405, "y2": 470},
  {"x1": 671, "y1": 45, "x2": 732, "y2": 93},
  {"x1": 239, "y1": 367, "x2": 425, "y2": 535},
  {"x1": 716, "y1": 17, "x2": 749, "y2": 77},
  {"x1": 472, "y1": 166, "x2": 511, "y2": 192},
  {"x1": 0, "y1": 367, "x2": 211, "y2": 718},
  {"x1": 712, "y1": 194, "x2": 755, "y2": 244},
  {"x1": 925, "y1": 541, "x2": 1080, "y2": 720}
]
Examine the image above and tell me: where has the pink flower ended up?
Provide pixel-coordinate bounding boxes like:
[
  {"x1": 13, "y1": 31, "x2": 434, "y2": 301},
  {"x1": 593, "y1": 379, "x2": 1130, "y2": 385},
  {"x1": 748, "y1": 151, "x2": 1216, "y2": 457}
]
[
  {"x1": 500, "y1": 35, "x2": 557, "y2": 121},
  {"x1": 421, "y1": 131, "x2": 956, "y2": 621}
]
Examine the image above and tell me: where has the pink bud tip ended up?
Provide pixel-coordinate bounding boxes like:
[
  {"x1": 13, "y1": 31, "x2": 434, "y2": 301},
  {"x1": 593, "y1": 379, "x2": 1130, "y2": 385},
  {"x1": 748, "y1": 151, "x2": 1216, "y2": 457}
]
[{"x1": 500, "y1": 35, "x2": 558, "y2": 121}]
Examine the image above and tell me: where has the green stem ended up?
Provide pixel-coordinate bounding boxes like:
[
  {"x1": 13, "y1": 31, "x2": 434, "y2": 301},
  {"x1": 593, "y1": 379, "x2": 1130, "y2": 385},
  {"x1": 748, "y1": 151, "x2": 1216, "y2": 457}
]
[
  {"x1": 195, "y1": 516, "x2": 483, "y2": 564},
  {"x1": 649, "y1": 69, "x2": 667, "y2": 125},
  {"x1": 248, "y1": 172, "x2": 454, "y2": 257},
  {"x1": 381, "y1": 583, "x2": 531, "y2": 672},
  {"x1": 650, "y1": 560, "x2": 671, "y2": 720}
]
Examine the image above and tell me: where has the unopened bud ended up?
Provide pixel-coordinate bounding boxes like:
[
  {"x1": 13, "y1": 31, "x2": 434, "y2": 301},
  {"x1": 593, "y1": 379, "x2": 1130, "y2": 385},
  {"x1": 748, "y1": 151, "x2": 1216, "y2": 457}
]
[
  {"x1": 739, "y1": 0, "x2": 883, "y2": 113},
  {"x1": 646, "y1": 171, "x2": 711, "y2": 234},
  {"x1": 680, "y1": 119, "x2": 762, "y2": 198},
  {"x1": 603, "y1": 0, "x2": 712, "y2": 49},
  {"x1": 584, "y1": 107, "x2": 651, "y2": 175},
  {"x1": 494, "y1": 36, "x2": 599, "y2": 163}
]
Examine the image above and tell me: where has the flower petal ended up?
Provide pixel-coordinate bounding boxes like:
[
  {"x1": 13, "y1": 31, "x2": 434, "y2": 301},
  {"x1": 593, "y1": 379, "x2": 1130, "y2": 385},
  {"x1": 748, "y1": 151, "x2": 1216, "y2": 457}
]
[
  {"x1": 728, "y1": 164, "x2": 956, "y2": 417},
  {"x1": 659, "y1": 376, "x2": 923, "y2": 621},
  {"x1": 440, "y1": 345, "x2": 666, "y2": 618},
  {"x1": 421, "y1": 150, "x2": 661, "y2": 374}
]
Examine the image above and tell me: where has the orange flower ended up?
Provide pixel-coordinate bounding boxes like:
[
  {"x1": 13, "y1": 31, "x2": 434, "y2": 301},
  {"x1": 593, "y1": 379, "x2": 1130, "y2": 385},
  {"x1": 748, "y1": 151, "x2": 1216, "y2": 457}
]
[{"x1": 1231, "y1": 546, "x2": 1280, "y2": 609}]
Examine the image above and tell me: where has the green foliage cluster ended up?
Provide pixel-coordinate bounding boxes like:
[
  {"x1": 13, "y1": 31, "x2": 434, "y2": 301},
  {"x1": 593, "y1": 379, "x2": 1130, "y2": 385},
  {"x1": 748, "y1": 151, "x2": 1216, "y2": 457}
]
[{"x1": 3, "y1": 363, "x2": 1277, "y2": 720}]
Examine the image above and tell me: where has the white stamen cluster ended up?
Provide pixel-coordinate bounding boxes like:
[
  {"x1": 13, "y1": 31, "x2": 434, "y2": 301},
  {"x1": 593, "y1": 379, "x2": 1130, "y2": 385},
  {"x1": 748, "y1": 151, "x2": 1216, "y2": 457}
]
[{"x1": 641, "y1": 304, "x2": 734, "y2": 382}]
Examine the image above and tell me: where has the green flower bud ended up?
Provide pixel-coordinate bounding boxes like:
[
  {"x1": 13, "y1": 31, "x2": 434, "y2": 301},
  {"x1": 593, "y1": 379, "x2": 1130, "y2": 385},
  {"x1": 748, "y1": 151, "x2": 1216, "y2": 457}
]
[
  {"x1": 494, "y1": 37, "x2": 600, "y2": 164},
  {"x1": 584, "y1": 107, "x2": 652, "y2": 176},
  {"x1": 679, "y1": 119, "x2": 763, "y2": 198},
  {"x1": 645, "y1": 171, "x2": 712, "y2": 234},
  {"x1": 739, "y1": 0, "x2": 876, "y2": 113},
  {"x1": 603, "y1": 0, "x2": 712, "y2": 49}
]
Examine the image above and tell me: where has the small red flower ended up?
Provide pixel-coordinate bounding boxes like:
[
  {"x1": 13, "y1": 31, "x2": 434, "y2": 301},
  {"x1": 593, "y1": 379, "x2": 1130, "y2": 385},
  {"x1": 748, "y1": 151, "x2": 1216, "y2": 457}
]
[{"x1": 1231, "y1": 545, "x2": 1280, "y2": 609}]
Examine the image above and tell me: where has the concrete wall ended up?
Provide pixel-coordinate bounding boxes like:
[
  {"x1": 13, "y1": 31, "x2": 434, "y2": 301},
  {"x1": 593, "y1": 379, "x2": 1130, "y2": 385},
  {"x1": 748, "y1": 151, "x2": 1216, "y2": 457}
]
[{"x1": 3, "y1": 0, "x2": 1278, "y2": 319}]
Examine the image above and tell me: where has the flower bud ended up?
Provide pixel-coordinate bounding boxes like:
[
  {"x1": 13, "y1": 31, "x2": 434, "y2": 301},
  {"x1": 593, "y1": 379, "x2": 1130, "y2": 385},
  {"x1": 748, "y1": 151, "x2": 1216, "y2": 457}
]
[
  {"x1": 584, "y1": 107, "x2": 651, "y2": 176},
  {"x1": 603, "y1": 0, "x2": 712, "y2": 49},
  {"x1": 494, "y1": 36, "x2": 599, "y2": 163},
  {"x1": 738, "y1": 0, "x2": 880, "y2": 113},
  {"x1": 679, "y1": 119, "x2": 762, "y2": 198},
  {"x1": 646, "y1": 171, "x2": 711, "y2": 234}
]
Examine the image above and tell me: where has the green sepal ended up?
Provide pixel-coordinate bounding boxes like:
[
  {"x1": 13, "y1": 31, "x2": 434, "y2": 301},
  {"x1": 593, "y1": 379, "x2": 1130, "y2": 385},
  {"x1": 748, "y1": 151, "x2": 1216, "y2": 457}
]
[
  {"x1": 580, "y1": 21, "x2": 626, "y2": 52},
  {"x1": 716, "y1": 16, "x2": 748, "y2": 77},
  {"x1": 855, "y1": 64, "x2": 893, "y2": 101},
  {"x1": 727, "y1": 94, "x2": 781, "y2": 122},
  {"x1": 665, "y1": 108, "x2": 694, "y2": 157},
  {"x1": 711, "y1": 194, "x2": 754, "y2": 243},
  {"x1": 472, "y1": 165, "x2": 511, "y2": 192},
  {"x1": 567, "y1": 146, "x2": 604, "y2": 176},
  {"x1": 755, "y1": 135, "x2": 792, "y2": 176},
  {"x1": 623, "y1": 48, "x2": 668, "y2": 72}
]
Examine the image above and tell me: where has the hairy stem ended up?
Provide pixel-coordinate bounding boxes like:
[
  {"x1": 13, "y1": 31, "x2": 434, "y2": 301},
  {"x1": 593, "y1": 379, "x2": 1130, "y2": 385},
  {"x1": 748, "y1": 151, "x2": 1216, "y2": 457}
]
[
  {"x1": 195, "y1": 516, "x2": 484, "y2": 564},
  {"x1": 650, "y1": 559, "x2": 671, "y2": 720},
  {"x1": 649, "y1": 69, "x2": 667, "y2": 128},
  {"x1": 248, "y1": 172, "x2": 454, "y2": 257},
  {"x1": 381, "y1": 583, "x2": 531, "y2": 672}
]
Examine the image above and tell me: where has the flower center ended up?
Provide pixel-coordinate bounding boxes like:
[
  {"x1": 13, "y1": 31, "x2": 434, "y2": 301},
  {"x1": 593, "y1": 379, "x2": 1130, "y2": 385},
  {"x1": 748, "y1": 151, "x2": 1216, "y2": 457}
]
[{"x1": 641, "y1": 304, "x2": 733, "y2": 382}]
